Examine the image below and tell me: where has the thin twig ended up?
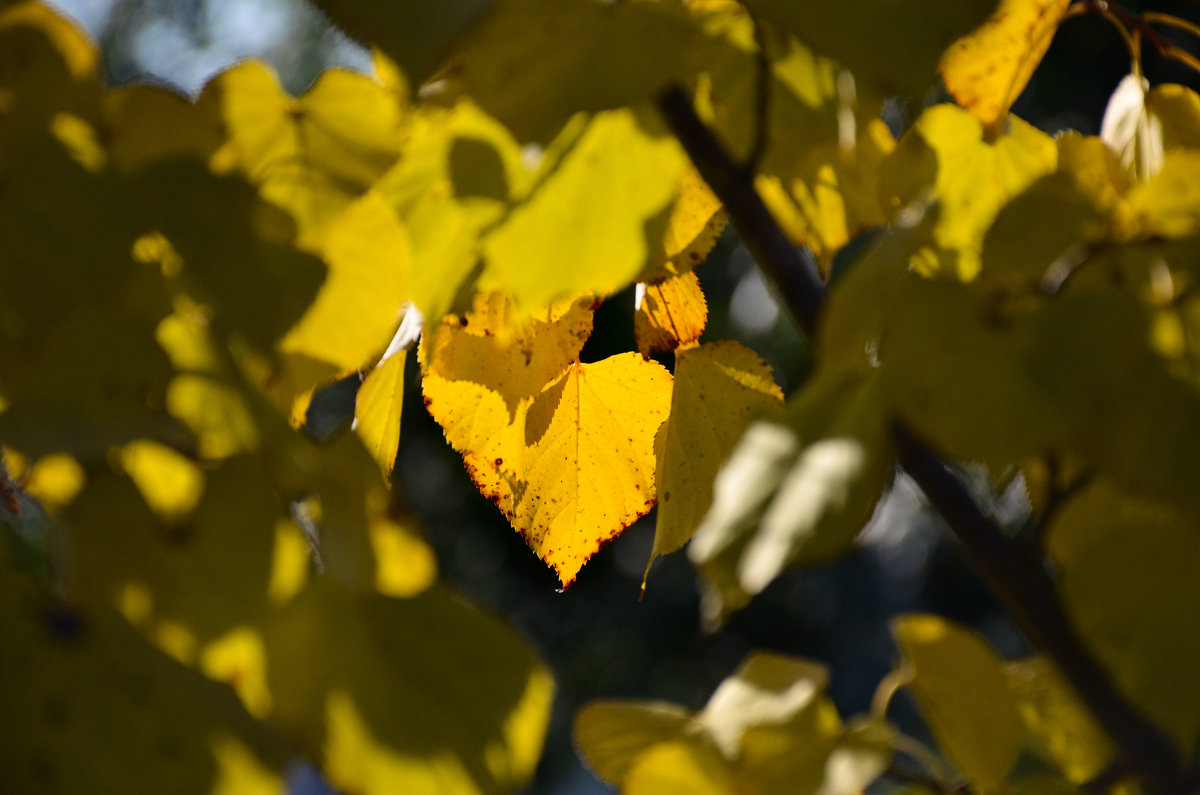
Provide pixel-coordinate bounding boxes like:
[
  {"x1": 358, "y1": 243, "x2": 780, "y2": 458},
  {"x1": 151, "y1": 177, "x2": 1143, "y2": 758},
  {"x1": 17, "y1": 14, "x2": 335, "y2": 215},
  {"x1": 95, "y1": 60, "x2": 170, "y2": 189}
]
[{"x1": 655, "y1": 83, "x2": 1191, "y2": 794}]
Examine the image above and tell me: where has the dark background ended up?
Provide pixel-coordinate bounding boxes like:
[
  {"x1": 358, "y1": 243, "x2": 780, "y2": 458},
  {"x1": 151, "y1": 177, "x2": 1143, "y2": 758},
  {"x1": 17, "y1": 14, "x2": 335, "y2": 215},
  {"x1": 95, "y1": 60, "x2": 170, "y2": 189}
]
[{"x1": 46, "y1": 1, "x2": 1200, "y2": 791}]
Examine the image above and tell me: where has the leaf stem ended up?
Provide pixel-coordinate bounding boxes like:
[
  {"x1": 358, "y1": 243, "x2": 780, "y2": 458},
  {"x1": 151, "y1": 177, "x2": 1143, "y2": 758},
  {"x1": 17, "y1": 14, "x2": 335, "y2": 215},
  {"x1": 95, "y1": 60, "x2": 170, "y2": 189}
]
[{"x1": 655, "y1": 83, "x2": 1191, "y2": 794}]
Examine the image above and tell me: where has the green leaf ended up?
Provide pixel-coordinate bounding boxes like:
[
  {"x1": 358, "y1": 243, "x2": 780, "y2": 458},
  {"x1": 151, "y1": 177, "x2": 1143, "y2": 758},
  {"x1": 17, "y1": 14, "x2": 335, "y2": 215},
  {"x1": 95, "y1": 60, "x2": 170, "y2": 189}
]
[
  {"x1": 262, "y1": 579, "x2": 554, "y2": 794},
  {"x1": 742, "y1": 0, "x2": 996, "y2": 96},
  {"x1": 1047, "y1": 481, "x2": 1200, "y2": 754},
  {"x1": 893, "y1": 614, "x2": 1024, "y2": 789},
  {"x1": 480, "y1": 107, "x2": 684, "y2": 313},
  {"x1": 315, "y1": 0, "x2": 493, "y2": 88},
  {"x1": 1006, "y1": 656, "x2": 1114, "y2": 784},
  {"x1": 0, "y1": 546, "x2": 289, "y2": 794}
]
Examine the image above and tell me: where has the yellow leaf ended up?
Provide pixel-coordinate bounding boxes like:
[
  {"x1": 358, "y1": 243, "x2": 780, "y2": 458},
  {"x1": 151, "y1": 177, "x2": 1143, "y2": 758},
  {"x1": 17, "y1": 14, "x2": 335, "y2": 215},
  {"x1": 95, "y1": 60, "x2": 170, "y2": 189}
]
[
  {"x1": 893, "y1": 614, "x2": 1023, "y2": 789},
  {"x1": 369, "y1": 517, "x2": 437, "y2": 598},
  {"x1": 480, "y1": 108, "x2": 685, "y2": 313},
  {"x1": 354, "y1": 350, "x2": 407, "y2": 479},
  {"x1": 518, "y1": 356, "x2": 672, "y2": 586},
  {"x1": 624, "y1": 741, "x2": 735, "y2": 795},
  {"x1": 280, "y1": 190, "x2": 410, "y2": 387},
  {"x1": 1127, "y1": 150, "x2": 1200, "y2": 239},
  {"x1": 116, "y1": 439, "x2": 205, "y2": 524},
  {"x1": 448, "y1": 0, "x2": 720, "y2": 143},
  {"x1": 939, "y1": 0, "x2": 1071, "y2": 131},
  {"x1": 1006, "y1": 656, "x2": 1114, "y2": 784},
  {"x1": 262, "y1": 580, "x2": 553, "y2": 794},
  {"x1": 375, "y1": 101, "x2": 529, "y2": 325},
  {"x1": 648, "y1": 341, "x2": 782, "y2": 580},
  {"x1": 635, "y1": 271, "x2": 709, "y2": 357},
  {"x1": 211, "y1": 61, "x2": 406, "y2": 248},
  {"x1": 1147, "y1": 83, "x2": 1200, "y2": 152},
  {"x1": 641, "y1": 163, "x2": 727, "y2": 282},
  {"x1": 573, "y1": 701, "x2": 694, "y2": 784},
  {"x1": 894, "y1": 104, "x2": 1057, "y2": 279}
]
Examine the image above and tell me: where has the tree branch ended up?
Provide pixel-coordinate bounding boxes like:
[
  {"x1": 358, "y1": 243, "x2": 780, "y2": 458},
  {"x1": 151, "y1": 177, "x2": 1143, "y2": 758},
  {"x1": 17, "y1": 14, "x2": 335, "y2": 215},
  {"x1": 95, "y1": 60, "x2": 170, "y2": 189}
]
[{"x1": 655, "y1": 84, "x2": 1190, "y2": 794}]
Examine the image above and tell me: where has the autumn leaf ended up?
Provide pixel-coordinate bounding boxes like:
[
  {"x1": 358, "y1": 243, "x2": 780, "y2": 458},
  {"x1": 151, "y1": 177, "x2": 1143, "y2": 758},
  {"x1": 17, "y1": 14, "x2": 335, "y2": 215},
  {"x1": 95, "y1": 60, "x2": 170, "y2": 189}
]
[
  {"x1": 422, "y1": 294, "x2": 673, "y2": 586},
  {"x1": 939, "y1": 0, "x2": 1072, "y2": 132},
  {"x1": 640, "y1": 163, "x2": 727, "y2": 283},
  {"x1": 210, "y1": 61, "x2": 407, "y2": 248},
  {"x1": 647, "y1": 341, "x2": 782, "y2": 584},
  {"x1": 634, "y1": 271, "x2": 708, "y2": 357}
]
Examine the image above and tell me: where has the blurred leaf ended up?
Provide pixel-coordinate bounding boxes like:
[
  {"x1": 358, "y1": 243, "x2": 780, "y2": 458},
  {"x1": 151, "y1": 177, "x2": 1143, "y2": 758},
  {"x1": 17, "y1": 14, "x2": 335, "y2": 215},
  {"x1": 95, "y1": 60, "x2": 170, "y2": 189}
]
[
  {"x1": 648, "y1": 341, "x2": 783, "y2": 584},
  {"x1": 375, "y1": 100, "x2": 528, "y2": 325},
  {"x1": 640, "y1": 164, "x2": 727, "y2": 283},
  {"x1": 1006, "y1": 656, "x2": 1114, "y2": 784},
  {"x1": 1101, "y1": 74, "x2": 1162, "y2": 181},
  {"x1": 447, "y1": 0, "x2": 721, "y2": 143},
  {"x1": 0, "y1": 547, "x2": 288, "y2": 794},
  {"x1": 480, "y1": 108, "x2": 684, "y2": 314},
  {"x1": 1047, "y1": 481, "x2": 1200, "y2": 753},
  {"x1": 689, "y1": 371, "x2": 890, "y2": 604},
  {"x1": 624, "y1": 741, "x2": 734, "y2": 795},
  {"x1": 890, "y1": 104, "x2": 1056, "y2": 279},
  {"x1": 210, "y1": 61, "x2": 406, "y2": 248},
  {"x1": 573, "y1": 701, "x2": 694, "y2": 785},
  {"x1": 316, "y1": 0, "x2": 494, "y2": 87},
  {"x1": 742, "y1": 0, "x2": 996, "y2": 96},
  {"x1": 103, "y1": 84, "x2": 225, "y2": 172},
  {"x1": 263, "y1": 579, "x2": 553, "y2": 794},
  {"x1": 635, "y1": 271, "x2": 709, "y2": 357},
  {"x1": 939, "y1": 0, "x2": 1070, "y2": 131},
  {"x1": 893, "y1": 614, "x2": 1023, "y2": 788}
]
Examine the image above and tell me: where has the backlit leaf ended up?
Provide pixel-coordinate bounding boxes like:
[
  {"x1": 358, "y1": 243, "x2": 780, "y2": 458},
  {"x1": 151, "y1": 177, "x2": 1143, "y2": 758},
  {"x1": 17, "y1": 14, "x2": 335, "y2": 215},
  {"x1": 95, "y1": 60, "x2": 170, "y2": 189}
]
[
  {"x1": 635, "y1": 271, "x2": 709, "y2": 357},
  {"x1": 514, "y1": 355, "x2": 672, "y2": 586},
  {"x1": 424, "y1": 293, "x2": 676, "y2": 585},
  {"x1": 640, "y1": 163, "x2": 727, "y2": 283},
  {"x1": 211, "y1": 61, "x2": 406, "y2": 248},
  {"x1": 480, "y1": 108, "x2": 685, "y2": 313},
  {"x1": 939, "y1": 0, "x2": 1071, "y2": 131},
  {"x1": 1101, "y1": 73, "x2": 1162, "y2": 181},
  {"x1": 648, "y1": 341, "x2": 782, "y2": 582},
  {"x1": 892, "y1": 104, "x2": 1057, "y2": 279},
  {"x1": 354, "y1": 351, "x2": 407, "y2": 480},
  {"x1": 893, "y1": 614, "x2": 1023, "y2": 788}
]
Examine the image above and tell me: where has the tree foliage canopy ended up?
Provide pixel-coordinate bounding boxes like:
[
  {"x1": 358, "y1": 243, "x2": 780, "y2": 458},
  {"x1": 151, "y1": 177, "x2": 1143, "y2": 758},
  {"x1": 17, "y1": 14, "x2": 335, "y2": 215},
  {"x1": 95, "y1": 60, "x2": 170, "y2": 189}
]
[{"x1": 3, "y1": 0, "x2": 1200, "y2": 792}]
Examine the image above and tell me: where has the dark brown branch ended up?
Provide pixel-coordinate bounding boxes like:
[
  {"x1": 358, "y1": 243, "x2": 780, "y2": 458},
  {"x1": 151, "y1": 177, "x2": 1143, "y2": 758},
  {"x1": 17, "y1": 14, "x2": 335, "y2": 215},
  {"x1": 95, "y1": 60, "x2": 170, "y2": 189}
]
[
  {"x1": 657, "y1": 87, "x2": 825, "y2": 339},
  {"x1": 655, "y1": 84, "x2": 1190, "y2": 794}
]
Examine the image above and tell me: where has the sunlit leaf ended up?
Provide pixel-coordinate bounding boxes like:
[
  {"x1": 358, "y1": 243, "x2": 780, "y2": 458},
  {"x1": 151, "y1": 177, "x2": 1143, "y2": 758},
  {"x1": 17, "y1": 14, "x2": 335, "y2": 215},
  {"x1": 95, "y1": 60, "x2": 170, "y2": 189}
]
[
  {"x1": 480, "y1": 108, "x2": 685, "y2": 313},
  {"x1": 354, "y1": 351, "x2": 407, "y2": 479},
  {"x1": 648, "y1": 341, "x2": 782, "y2": 582},
  {"x1": 262, "y1": 580, "x2": 553, "y2": 794},
  {"x1": 640, "y1": 163, "x2": 727, "y2": 283},
  {"x1": 1101, "y1": 73, "x2": 1162, "y2": 181},
  {"x1": 893, "y1": 614, "x2": 1023, "y2": 788},
  {"x1": 210, "y1": 61, "x2": 406, "y2": 248},
  {"x1": 635, "y1": 271, "x2": 709, "y2": 357},
  {"x1": 939, "y1": 0, "x2": 1071, "y2": 131}
]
